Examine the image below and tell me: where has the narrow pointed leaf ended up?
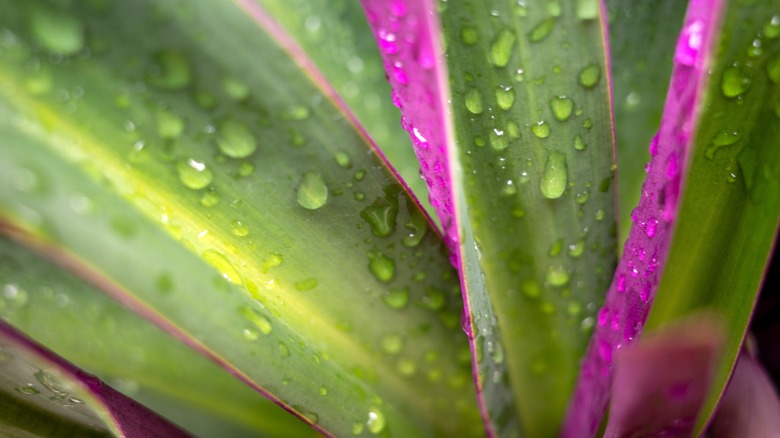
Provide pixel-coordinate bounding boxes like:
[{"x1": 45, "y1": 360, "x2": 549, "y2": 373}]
[
  {"x1": 0, "y1": 0, "x2": 481, "y2": 436},
  {"x1": 566, "y1": 0, "x2": 780, "y2": 434},
  {"x1": 0, "y1": 236, "x2": 312, "y2": 438},
  {"x1": 0, "y1": 320, "x2": 189, "y2": 437},
  {"x1": 361, "y1": 0, "x2": 618, "y2": 435}
]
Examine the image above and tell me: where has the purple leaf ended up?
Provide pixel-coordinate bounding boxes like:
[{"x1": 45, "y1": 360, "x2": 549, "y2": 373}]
[{"x1": 562, "y1": 0, "x2": 726, "y2": 435}]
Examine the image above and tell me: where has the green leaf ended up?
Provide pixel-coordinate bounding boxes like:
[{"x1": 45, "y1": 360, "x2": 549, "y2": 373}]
[
  {"x1": 607, "y1": 0, "x2": 688, "y2": 247},
  {"x1": 0, "y1": 236, "x2": 313, "y2": 438},
  {"x1": 360, "y1": 0, "x2": 617, "y2": 435},
  {"x1": 645, "y1": 0, "x2": 780, "y2": 434},
  {"x1": 0, "y1": 0, "x2": 481, "y2": 436},
  {"x1": 251, "y1": 0, "x2": 435, "y2": 221}
]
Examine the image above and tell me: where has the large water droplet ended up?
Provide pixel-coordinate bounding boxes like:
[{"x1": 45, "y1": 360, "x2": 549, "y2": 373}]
[
  {"x1": 369, "y1": 253, "x2": 395, "y2": 283},
  {"x1": 465, "y1": 88, "x2": 484, "y2": 114},
  {"x1": 576, "y1": 0, "x2": 599, "y2": 20},
  {"x1": 705, "y1": 130, "x2": 741, "y2": 159},
  {"x1": 549, "y1": 96, "x2": 574, "y2": 121},
  {"x1": 721, "y1": 65, "x2": 751, "y2": 97},
  {"x1": 496, "y1": 85, "x2": 515, "y2": 110},
  {"x1": 540, "y1": 151, "x2": 567, "y2": 199},
  {"x1": 218, "y1": 119, "x2": 257, "y2": 158},
  {"x1": 240, "y1": 305, "x2": 273, "y2": 335},
  {"x1": 147, "y1": 50, "x2": 192, "y2": 90},
  {"x1": 177, "y1": 159, "x2": 213, "y2": 190},
  {"x1": 528, "y1": 18, "x2": 555, "y2": 42},
  {"x1": 578, "y1": 64, "x2": 601, "y2": 89},
  {"x1": 360, "y1": 196, "x2": 398, "y2": 237},
  {"x1": 367, "y1": 407, "x2": 386, "y2": 435},
  {"x1": 490, "y1": 29, "x2": 516, "y2": 67},
  {"x1": 490, "y1": 128, "x2": 508, "y2": 150},
  {"x1": 30, "y1": 4, "x2": 84, "y2": 55},
  {"x1": 297, "y1": 172, "x2": 328, "y2": 210},
  {"x1": 546, "y1": 265, "x2": 570, "y2": 286},
  {"x1": 573, "y1": 134, "x2": 587, "y2": 151},
  {"x1": 532, "y1": 121, "x2": 551, "y2": 138}
]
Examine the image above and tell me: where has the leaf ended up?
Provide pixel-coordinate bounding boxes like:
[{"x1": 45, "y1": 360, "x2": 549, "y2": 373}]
[
  {"x1": 0, "y1": 0, "x2": 482, "y2": 436},
  {"x1": 250, "y1": 0, "x2": 435, "y2": 221},
  {"x1": 0, "y1": 319, "x2": 188, "y2": 437},
  {"x1": 0, "y1": 236, "x2": 313, "y2": 438},
  {"x1": 565, "y1": 0, "x2": 780, "y2": 434},
  {"x1": 607, "y1": 0, "x2": 688, "y2": 246},
  {"x1": 360, "y1": 0, "x2": 617, "y2": 435}
]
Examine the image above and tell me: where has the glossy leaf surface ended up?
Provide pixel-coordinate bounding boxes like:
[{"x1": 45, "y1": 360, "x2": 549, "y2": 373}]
[
  {"x1": 361, "y1": 0, "x2": 617, "y2": 435},
  {"x1": 0, "y1": 0, "x2": 481, "y2": 436}
]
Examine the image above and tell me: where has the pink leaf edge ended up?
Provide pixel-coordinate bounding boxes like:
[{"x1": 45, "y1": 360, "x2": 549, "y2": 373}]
[{"x1": 561, "y1": 0, "x2": 725, "y2": 435}]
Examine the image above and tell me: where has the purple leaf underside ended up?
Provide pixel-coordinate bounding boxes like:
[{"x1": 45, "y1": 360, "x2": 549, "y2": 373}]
[{"x1": 562, "y1": 0, "x2": 725, "y2": 435}]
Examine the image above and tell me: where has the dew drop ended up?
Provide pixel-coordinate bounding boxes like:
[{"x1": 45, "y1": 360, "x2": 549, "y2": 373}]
[
  {"x1": 217, "y1": 119, "x2": 257, "y2": 158},
  {"x1": 295, "y1": 278, "x2": 318, "y2": 291},
  {"x1": 200, "y1": 189, "x2": 221, "y2": 207},
  {"x1": 230, "y1": 219, "x2": 249, "y2": 237},
  {"x1": 242, "y1": 328, "x2": 259, "y2": 340},
  {"x1": 222, "y1": 77, "x2": 250, "y2": 101},
  {"x1": 297, "y1": 172, "x2": 328, "y2": 210},
  {"x1": 203, "y1": 250, "x2": 242, "y2": 284},
  {"x1": 766, "y1": 53, "x2": 780, "y2": 84},
  {"x1": 367, "y1": 407, "x2": 386, "y2": 435},
  {"x1": 383, "y1": 288, "x2": 409, "y2": 309},
  {"x1": 576, "y1": 0, "x2": 599, "y2": 20},
  {"x1": 721, "y1": 65, "x2": 751, "y2": 97},
  {"x1": 335, "y1": 151, "x2": 352, "y2": 168},
  {"x1": 177, "y1": 159, "x2": 213, "y2": 190},
  {"x1": 549, "y1": 96, "x2": 574, "y2": 121},
  {"x1": 369, "y1": 253, "x2": 395, "y2": 283},
  {"x1": 465, "y1": 88, "x2": 484, "y2": 114},
  {"x1": 490, "y1": 128, "x2": 508, "y2": 150},
  {"x1": 147, "y1": 50, "x2": 192, "y2": 90},
  {"x1": 239, "y1": 305, "x2": 273, "y2": 335},
  {"x1": 496, "y1": 85, "x2": 515, "y2": 110},
  {"x1": 578, "y1": 64, "x2": 601, "y2": 89},
  {"x1": 30, "y1": 4, "x2": 84, "y2": 56},
  {"x1": 532, "y1": 121, "x2": 551, "y2": 138},
  {"x1": 381, "y1": 334, "x2": 403, "y2": 354},
  {"x1": 490, "y1": 29, "x2": 516, "y2": 67},
  {"x1": 528, "y1": 18, "x2": 555, "y2": 42},
  {"x1": 278, "y1": 341, "x2": 290, "y2": 357},
  {"x1": 764, "y1": 15, "x2": 780, "y2": 39},
  {"x1": 546, "y1": 265, "x2": 570, "y2": 287},
  {"x1": 540, "y1": 151, "x2": 567, "y2": 199},
  {"x1": 575, "y1": 190, "x2": 590, "y2": 204},
  {"x1": 573, "y1": 134, "x2": 587, "y2": 151},
  {"x1": 568, "y1": 240, "x2": 585, "y2": 258},
  {"x1": 157, "y1": 110, "x2": 185, "y2": 140},
  {"x1": 15, "y1": 384, "x2": 39, "y2": 395},
  {"x1": 461, "y1": 26, "x2": 480, "y2": 45},
  {"x1": 282, "y1": 105, "x2": 310, "y2": 121},
  {"x1": 397, "y1": 358, "x2": 417, "y2": 376},
  {"x1": 360, "y1": 196, "x2": 398, "y2": 237}
]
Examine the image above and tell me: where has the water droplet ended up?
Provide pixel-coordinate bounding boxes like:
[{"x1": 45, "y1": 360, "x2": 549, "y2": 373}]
[
  {"x1": 278, "y1": 341, "x2": 290, "y2": 357},
  {"x1": 297, "y1": 172, "x2": 328, "y2": 210},
  {"x1": 383, "y1": 288, "x2": 409, "y2": 309},
  {"x1": 222, "y1": 77, "x2": 250, "y2": 101},
  {"x1": 177, "y1": 159, "x2": 213, "y2": 190},
  {"x1": 200, "y1": 188, "x2": 221, "y2": 207},
  {"x1": 528, "y1": 18, "x2": 555, "y2": 42},
  {"x1": 496, "y1": 85, "x2": 515, "y2": 110},
  {"x1": 239, "y1": 305, "x2": 272, "y2": 335},
  {"x1": 243, "y1": 327, "x2": 259, "y2": 340},
  {"x1": 490, "y1": 29, "x2": 516, "y2": 67},
  {"x1": 367, "y1": 407, "x2": 386, "y2": 435},
  {"x1": 766, "y1": 53, "x2": 780, "y2": 84},
  {"x1": 147, "y1": 50, "x2": 192, "y2": 90},
  {"x1": 319, "y1": 386, "x2": 328, "y2": 396},
  {"x1": 360, "y1": 195, "x2": 398, "y2": 237},
  {"x1": 30, "y1": 4, "x2": 84, "y2": 55},
  {"x1": 381, "y1": 334, "x2": 403, "y2": 354},
  {"x1": 15, "y1": 384, "x2": 39, "y2": 395},
  {"x1": 764, "y1": 15, "x2": 780, "y2": 39},
  {"x1": 202, "y1": 250, "x2": 242, "y2": 284},
  {"x1": 582, "y1": 118, "x2": 593, "y2": 129},
  {"x1": 540, "y1": 151, "x2": 567, "y2": 199},
  {"x1": 295, "y1": 278, "x2": 318, "y2": 291},
  {"x1": 217, "y1": 119, "x2": 257, "y2": 159},
  {"x1": 721, "y1": 65, "x2": 751, "y2": 97},
  {"x1": 546, "y1": 265, "x2": 570, "y2": 286},
  {"x1": 282, "y1": 105, "x2": 310, "y2": 121},
  {"x1": 573, "y1": 134, "x2": 587, "y2": 150},
  {"x1": 369, "y1": 253, "x2": 395, "y2": 283},
  {"x1": 549, "y1": 96, "x2": 574, "y2": 121},
  {"x1": 578, "y1": 64, "x2": 601, "y2": 88},
  {"x1": 465, "y1": 88, "x2": 484, "y2": 114},
  {"x1": 549, "y1": 238, "x2": 563, "y2": 256},
  {"x1": 532, "y1": 121, "x2": 551, "y2": 138},
  {"x1": 229, "y1": 219, "x2": 249, "y2": 237},
  {"x1": 575, "y1": 190, "x2": 590, "y2": 204},
  {"x1": 490, "y1": 128, "x2": 508, "y2": 150},
  {"x1": 352, "y1": 422, "x2": 365, "y2": 435},
  {"x1": 461, "y1": 26, "x2": 480, "y2": 45},
  {"x1": 568, "y1": 240, "x2": 585, "y2": 257},
  {"x1": 576, "y1": 0, "x2": 599, "y2": 19},
  {"x1": 335, "y1": 152, "x2": 352, "y2": 168},
  {"x1": 402, "y1": 209, "x2": 427, "y2": 247},
  {"x1": 157, "y1": 110, "x2": 185, "y2": 140},
  {"x1": 156, "y1": 274, "x2": 174, "y2": 294}
]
